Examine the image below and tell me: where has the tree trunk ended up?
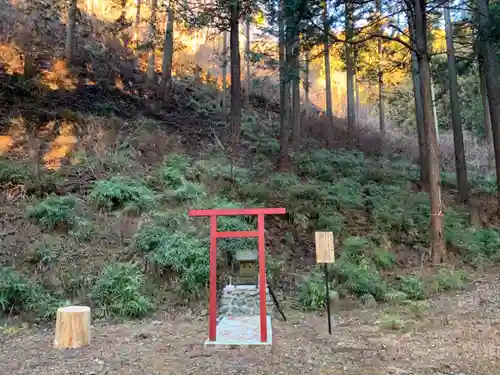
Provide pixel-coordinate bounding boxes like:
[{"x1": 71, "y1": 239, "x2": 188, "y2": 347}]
[
  {"x1": 146, "y1": 0, "x2": 157, "y2": 84},
  {"x1": 323, "y1": 0, "x2": 334, "y2": 143},
  {"x1": 411, "y1": 50, "x2": 428, "y2": 185},
  {"x1": 134, "y1": 0, "x2": 141, "y2": 46},
  {"x1": 229, "y1": 0, "x2": 242, "y2": 156},
  {"x1": 53, "y1": 306, "x2": 91, "y2": 349},
  {"x1": 477, "y1": 0, "x2": 500, "y2": 215},
  {"x1": 430, "y1": 73, "x2": 439, "y2": 143},
  {"x1": 222, "y1": 32, "x2": 228, "y2": 113},
  {"x1": 345, "y1": 1, "x2": 356, "y2": 129},
  {"x1": 355, "y1": 76, "x2": 360, "y2": 124},
  {"x1": 291, "y1": 33, "x2": 301, "y2": 150},
  {"x1": 161, "y1": 0, "x2": 174, "y2": 100},
  {"x1": 376, "y1": 0, "x2": 385, "y2": 139},
  {"x1": 304, "y1": 50, "x2": 310, "y2": 112},
  {"x1": 408, "y1": 12, "x2": 428, "y2": 185},
  {"x1": 278, "y1": 0, "x2": 290, "y2": 169},
  {"x1": 413, "y1": 0, "x2": 446, "y2": 262},
  {"x1": 444, "y1": 2, "x2": 468, "y2": 203},
  {"x1": 478, "y1": 60, "x2": 493, "y2": 144},
  {"x1": 244, "y1": 17, "x2": 251, "y2": 107},
  {"x1": 65, "y1": 0, "x2": 78, "y2": 63}
]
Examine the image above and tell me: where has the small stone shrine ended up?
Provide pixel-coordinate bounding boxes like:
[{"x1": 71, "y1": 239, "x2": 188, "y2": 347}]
[{"x1": 219, "y1": 249, "x2": 273, "y2": 316}]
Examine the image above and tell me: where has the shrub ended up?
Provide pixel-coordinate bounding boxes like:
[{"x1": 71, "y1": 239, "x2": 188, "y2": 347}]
[
  {"x1": 326, "y1": 178, "x2": 364, "y2": 210},
  {"x1": 0, "y1": 267, "x2": 69, "y2": 320},
  {"x1": 448, "y1": 227, "x2": 500, "y2": 264},
  {"x1": 340, "y1": 236, "x2": 374, "y2": 264},
  {"x1": 432, "y1": 268, "x2": 468, "y2": 292},
  {"x1": 298, "y1": 272, "x2": 328, "y2": 310},
  {"x1": 135, "y1": 225, "x2": 210, "y2": 298},
  {"x1": 158, "y1": 153, "x2": 193, "y2": 189},
  {"x1": 372, "y1": 249, "x2": 396, "y2": 270},
  {"x1": 333, "y1": 259, "x2": 388, "y2": 300},
  {"x1": 27, "y1": 195, "x2": 79, "y2": 230},
  {"x1": 92, "y1": 263, "x2": 153, "y2": 318},
  {"x1": 398, "y1": 276, "x2": 425, "y2": 300},
  {"x1": 90, "y1": 176, "x2": 157, "y2": 214},
  {"x1": 316, "y1": 208, "x2": 346, "y2": 236},
  {"x1": 0, "y1": 159, "x2": 33, "y2": 185},
  {"x1": 168, "y1": 181, "x2": 206, "y2": 203}
]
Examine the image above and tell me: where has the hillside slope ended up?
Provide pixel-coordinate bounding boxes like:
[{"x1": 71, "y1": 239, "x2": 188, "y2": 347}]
[{"x1": 1, "y1": 67, "x2": 500, "y2": 324}]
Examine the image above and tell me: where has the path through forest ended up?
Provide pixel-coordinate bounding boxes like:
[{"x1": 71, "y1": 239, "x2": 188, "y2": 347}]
[{"x1": 2, "y1": 273, "x2": 500, "y2": 375}]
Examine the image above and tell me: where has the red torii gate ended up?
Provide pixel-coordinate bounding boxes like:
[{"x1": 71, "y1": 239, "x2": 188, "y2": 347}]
[{"x1": 188, "y1": 207, "x2": 286, "y2": 343}]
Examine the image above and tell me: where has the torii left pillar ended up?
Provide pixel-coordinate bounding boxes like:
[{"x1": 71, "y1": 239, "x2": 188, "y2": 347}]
[{"x1": 188, "y1": 207, "x2": 286, "y2": 343}]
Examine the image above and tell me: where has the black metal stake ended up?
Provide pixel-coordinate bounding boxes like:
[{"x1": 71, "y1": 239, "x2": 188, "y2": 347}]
[
  {"x1": 324, "y1": 263, "x2": 332, "y2": 335},
  {"x1": 268, "y1": 284, "x2": 287, "y2": 321}
]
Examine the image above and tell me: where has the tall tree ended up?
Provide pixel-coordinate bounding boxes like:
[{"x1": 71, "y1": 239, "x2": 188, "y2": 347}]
[
  {"x1": 290, "y1": 38, "x2": 301, "y2": 149},
  {"x1": 65, "y1": 0, "x2": 78, "y2": 63},
  {"x1": 161, "y1": 0, "x2": 174, "y2": 99},
  {"x1": 376, "y1": 0, "x2": 385, "y2": 139},
  {"x1": 411, "y1": 0, "x2": 446, "y2": 262},
  {"x1": 222, "y1": 32, "x2": 229, "y2": 113},
  {"x1": 477, "y1": 0, "x2": 500, "y2": 214},
  {"x1": 473, "y1": 6, "x2": 493, "y2": 144},
  {"x1": 323, "y1": 0, "x2": 334, "y2": 141},
  {"x1": 229, "y1": 0, "x2": 242, "y2": 155},
  {"x1": 147, "y1": 0, "x2": 158, "y2": 84},
  {"x1": 443, "y1": 1, "x2": 468, "y2": 203},
  {"x1": 278, "y1": 0, "x2": 290, "y2": 169},
  {"x1": 345, "y1": 0, "x2": 356, "y2": 128},
  {"x1": 244, "y1": 16, "x2": 251, "y2": 107},
  {"x1": 304, "y1": 50, "x2": 311, "y2": 111}
]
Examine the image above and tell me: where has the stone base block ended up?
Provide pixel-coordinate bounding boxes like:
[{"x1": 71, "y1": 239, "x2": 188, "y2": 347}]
[{"x1": 219, "y1": 285, "x2": 274, "y2": 316}]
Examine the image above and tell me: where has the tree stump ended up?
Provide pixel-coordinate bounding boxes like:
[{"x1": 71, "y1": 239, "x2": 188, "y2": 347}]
[{"x1": 53, "y1": 306, "x2": 91, "y2": 349}]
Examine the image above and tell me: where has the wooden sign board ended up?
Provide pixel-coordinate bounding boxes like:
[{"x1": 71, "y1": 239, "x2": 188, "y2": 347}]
[{"x1": 315, "y1": 232, "x2": 335, "y2": 263}]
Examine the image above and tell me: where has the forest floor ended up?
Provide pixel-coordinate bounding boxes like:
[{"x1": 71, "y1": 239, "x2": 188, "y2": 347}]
[{"x1": 2, "y1": 272, "x2": 500, "y2": 375}]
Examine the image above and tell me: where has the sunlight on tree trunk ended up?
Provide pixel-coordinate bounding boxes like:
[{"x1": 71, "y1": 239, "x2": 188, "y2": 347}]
[{"x1": 444, "y1": 2, "x2": 468, "y2": 203}]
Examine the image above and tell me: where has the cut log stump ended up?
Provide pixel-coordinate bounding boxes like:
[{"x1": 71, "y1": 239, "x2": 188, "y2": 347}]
[{"x1": 53, "y1": 305, "x2": 91, "y2": 349}]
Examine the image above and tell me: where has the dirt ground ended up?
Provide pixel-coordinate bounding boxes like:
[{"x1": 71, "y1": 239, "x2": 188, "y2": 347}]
[{"x1": 2, "y1": 274, "x2": 500, "y2": 375}]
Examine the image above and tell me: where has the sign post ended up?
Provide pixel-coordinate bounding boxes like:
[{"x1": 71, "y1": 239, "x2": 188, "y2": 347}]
[{"x1": 314, "y1": 231, "x2": 335, "y2": 335}]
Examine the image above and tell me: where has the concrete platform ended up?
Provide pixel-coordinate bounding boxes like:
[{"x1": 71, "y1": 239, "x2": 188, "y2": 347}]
[{"x1": 204, "y1": 315, "x2": 272, "y2": 346}]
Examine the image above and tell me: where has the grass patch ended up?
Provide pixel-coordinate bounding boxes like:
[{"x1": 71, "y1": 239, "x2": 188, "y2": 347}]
[
  {"x1": 0, "y1": 267, "x2": 70, "y2": 321},
  {"x1": 92, "y1": 263, "x2": 153, "y2": 318},
  {"x1": 90, "y1": 176, "x2": 158, "y2": 214}
]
